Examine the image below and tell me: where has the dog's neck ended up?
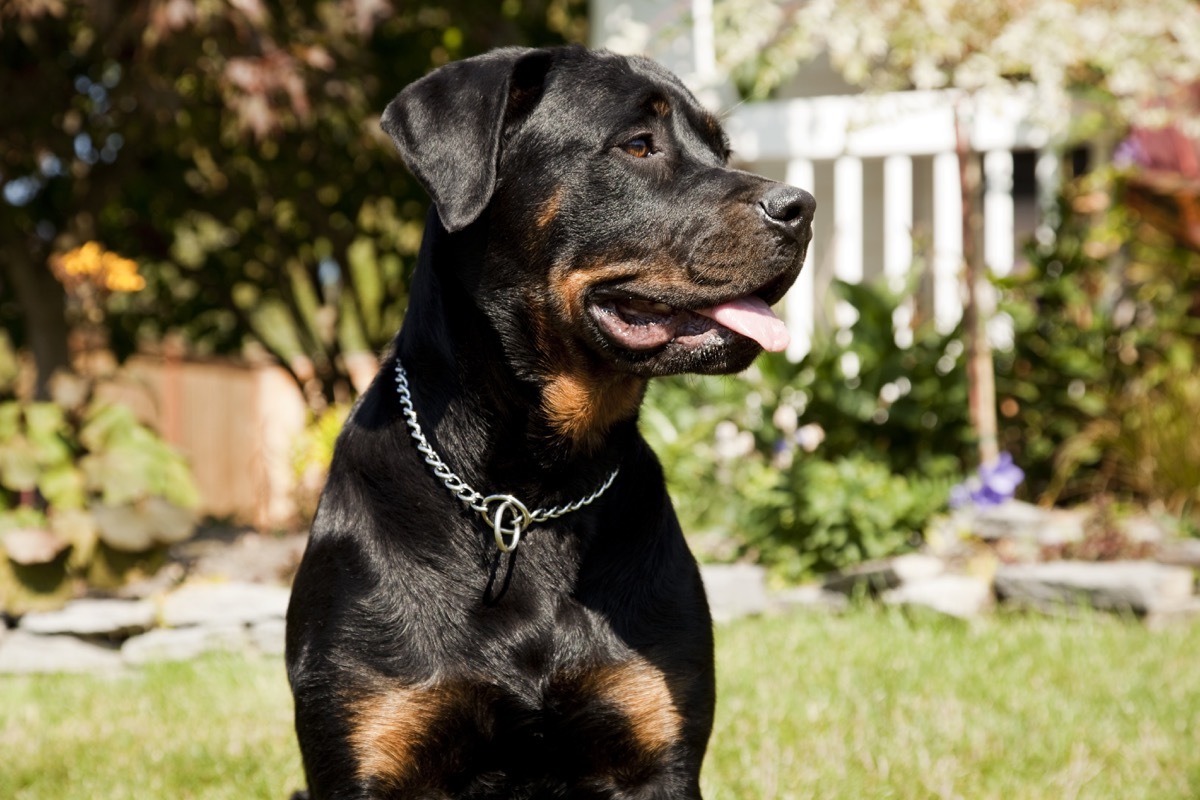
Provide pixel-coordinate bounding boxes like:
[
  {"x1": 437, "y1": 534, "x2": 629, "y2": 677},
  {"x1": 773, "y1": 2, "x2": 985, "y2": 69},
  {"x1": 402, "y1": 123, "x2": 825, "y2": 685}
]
[{"x1": 394, "y1": 226, "x2": 635, "y2": 499}]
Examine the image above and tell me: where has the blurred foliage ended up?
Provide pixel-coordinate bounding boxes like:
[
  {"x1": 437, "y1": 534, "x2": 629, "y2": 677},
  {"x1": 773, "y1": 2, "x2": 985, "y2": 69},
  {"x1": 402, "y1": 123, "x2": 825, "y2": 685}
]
[
  {"x1": 995, "y1": 166, "x2": 1200, "y2": 516},
  {"x1": 772, "y1": 454, "x2": 954, "y2": 579},
  {"x1": 0, "y1": 0, "x2": 586, "y2": 407},
  {"x1": 643, "y1": 279, "x2": 967, "y2": 581},
  {"x1": 290, "y1": 401, "x2": 351, "y2": 524},
  {"x1": 715, "y1": 0, "x2": 1200, "y2": 141},
  {"x1": 0, "y1": 373, "x2": 200, "y2": 613}
]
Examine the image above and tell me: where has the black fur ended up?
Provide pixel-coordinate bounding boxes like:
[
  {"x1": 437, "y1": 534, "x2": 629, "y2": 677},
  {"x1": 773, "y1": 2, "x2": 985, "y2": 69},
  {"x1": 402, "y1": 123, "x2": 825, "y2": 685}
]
[{"x1": 286, "y1": 46, "x2": 814, "y2": 800}]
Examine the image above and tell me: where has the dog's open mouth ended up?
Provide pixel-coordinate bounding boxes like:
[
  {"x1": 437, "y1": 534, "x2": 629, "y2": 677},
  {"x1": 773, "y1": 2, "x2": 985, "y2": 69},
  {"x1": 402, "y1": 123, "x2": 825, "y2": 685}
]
[{"x1": 590, "y1": 292, "x2": 790, "y2": 353}]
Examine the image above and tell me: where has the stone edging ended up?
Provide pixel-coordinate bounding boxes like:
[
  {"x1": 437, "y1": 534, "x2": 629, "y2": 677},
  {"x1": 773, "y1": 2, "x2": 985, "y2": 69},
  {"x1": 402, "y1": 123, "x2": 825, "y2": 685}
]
[{"x1": 0, "y1": 582, "x2": 290, "y2": 675}]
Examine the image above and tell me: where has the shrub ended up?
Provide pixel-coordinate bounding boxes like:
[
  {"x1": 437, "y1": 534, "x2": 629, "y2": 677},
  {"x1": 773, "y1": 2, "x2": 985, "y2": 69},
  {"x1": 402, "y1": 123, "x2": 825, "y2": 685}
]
[
  {"x1": 996, "y1": 166, "x2": 1200, "y2": 514},
  {"x1": 643, "y1": 279, "x2": 966, "y2": 580},
  {"x1": 291, "y1": 403, "x2": 352, "y2": 523},
  {"x1": 765, "y1": 453, "x2": 955, "y2": 580},
  {"x1": 0, "y1": 377, "x2": 200, "y2": 612}
]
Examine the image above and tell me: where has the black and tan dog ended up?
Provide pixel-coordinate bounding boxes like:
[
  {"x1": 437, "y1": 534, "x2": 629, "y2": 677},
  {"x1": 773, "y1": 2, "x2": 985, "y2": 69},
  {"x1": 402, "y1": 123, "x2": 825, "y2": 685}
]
[{"x1": 286, "y1": 45, "x2": 814, "y2": 799}]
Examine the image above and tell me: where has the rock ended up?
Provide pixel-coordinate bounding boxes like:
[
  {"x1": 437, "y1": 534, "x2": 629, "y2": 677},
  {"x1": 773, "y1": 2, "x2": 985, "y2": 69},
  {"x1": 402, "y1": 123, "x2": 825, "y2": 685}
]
[
  {"x1": 700, "y1": 564, "x2": 770, "y2": 622},
  {"x1": 1144, "y1": 597, "x2": 1200, "y2": 630},
  {"x1": 251, "y1": 618, "x2": 287, "y2": 656},
  {"x1": 116, "y1": 561, "x2": 186, "y2": 600},
  {"x1": 19, "y1": 598, "x2": 156, "y2": 638},
  {"x1": 171, "y1": 529, "x2": 306, "y2": 586},
  {"x1": 2, "y1": 528, "x2": 71, "y2": 565},
  {"x1": 1156, "y1": 539, "x2": 1200, "y2": 570},
  {"x1": 0, "y1": 630, "x2": 123, "y2": 674},
  {"x1": 1117, "y1": 515, "x2": 1168, "y2": 544},
  {"x1": 882, "y1": 575, "x2": 993, "y2": 619},
  {"x1": 773, "y1": 584, "x2": 849, "y2": 614},
  {"x1": 823, "y1": 553, "x2": 944, "y2": 595},
  {"x1": 995, "y1": 560, "x2": 1194, "y2": 616},
  {"x1": 968, "y1": 501, "x2": 1087, "y2": 546},
  {"x1": 122, "y1": 624, "x2": 249, "y2": 665},
  {"x1": 160, "y1": 581, "x2": 290, "y2": 628}
]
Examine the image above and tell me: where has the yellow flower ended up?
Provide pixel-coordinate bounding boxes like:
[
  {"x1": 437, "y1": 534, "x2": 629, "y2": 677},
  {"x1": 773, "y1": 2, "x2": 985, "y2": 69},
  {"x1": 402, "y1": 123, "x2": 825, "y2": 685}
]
[{"x1": 56, "y1": 242, "x2": 145, "y2": 293}]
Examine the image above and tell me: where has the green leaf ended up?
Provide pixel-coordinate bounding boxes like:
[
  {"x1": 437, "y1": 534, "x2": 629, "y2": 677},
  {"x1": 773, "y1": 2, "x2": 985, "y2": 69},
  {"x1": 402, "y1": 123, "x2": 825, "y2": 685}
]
[
  {"x1": 80, "y1": 447, "x2": 154, "y2": 507},
  {"x1": 91, "y1": 503, "x2": 156, "y2": 552},
  {"x1": 0, "y1": 402, "x2": 20, "y2": 443},
  {"x1": 0, "y1": 438, "x2": 39, "y2": 492},
  {"x1": 38, "y1": 464, "x2": 87, "y2": 511},
  {"x1": 79, "y1": 401, "x2": 141, "y2": 452},
  {"x1": 24, "y1": 403, "x2": 65, "y2": 438},
  {"x1": 51, "y1": 508, "x2": 99, "y2": 572}
]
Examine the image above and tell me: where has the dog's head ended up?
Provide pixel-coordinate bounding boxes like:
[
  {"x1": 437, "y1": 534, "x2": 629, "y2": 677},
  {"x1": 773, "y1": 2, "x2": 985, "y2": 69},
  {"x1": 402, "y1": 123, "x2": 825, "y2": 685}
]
[{"x1": 383, "y1": 46, "x2": 814, "y2": 447}]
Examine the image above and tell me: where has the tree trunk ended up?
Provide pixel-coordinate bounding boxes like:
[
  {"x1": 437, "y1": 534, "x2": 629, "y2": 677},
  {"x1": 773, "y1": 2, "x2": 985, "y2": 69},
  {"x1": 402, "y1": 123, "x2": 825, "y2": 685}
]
[
  {"x1": 2, "y1": 252, "x2": 71, "y2": 400},
  {"x1": 956, "y1": 102, "x2": 999, "y2": 466}
]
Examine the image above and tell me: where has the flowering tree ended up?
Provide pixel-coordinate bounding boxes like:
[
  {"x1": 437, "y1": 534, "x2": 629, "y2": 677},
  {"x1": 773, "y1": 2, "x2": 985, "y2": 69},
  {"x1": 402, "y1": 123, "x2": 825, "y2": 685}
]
[
  {"x1": 713, "y1": 0, "x2": 1200, "y2": 467},
  {"x1": 717, "y1": 0, "x2": 1200, "y2": 124}
]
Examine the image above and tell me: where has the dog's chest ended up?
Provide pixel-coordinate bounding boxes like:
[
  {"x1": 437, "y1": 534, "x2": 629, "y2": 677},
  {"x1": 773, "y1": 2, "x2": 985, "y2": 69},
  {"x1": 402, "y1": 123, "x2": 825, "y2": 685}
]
[{"x1": 345, "y1": 628, "x2": 685, "y2": 795}]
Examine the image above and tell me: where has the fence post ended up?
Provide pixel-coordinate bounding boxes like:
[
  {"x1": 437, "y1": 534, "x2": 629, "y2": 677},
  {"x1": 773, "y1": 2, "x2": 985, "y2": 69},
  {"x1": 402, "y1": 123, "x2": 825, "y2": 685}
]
[
  {"x1": 833, "y1": 154, "x2": 864, "y2": 329},
  {"x1": 933, "y1": 150, "x2": 964, "y2": 332},
  {"x1": 984, "y1": 150, "x2": 1015, "y2": 276},
  {"x1": 785, "y1": 158, "x2": 816, "y2": 360}
]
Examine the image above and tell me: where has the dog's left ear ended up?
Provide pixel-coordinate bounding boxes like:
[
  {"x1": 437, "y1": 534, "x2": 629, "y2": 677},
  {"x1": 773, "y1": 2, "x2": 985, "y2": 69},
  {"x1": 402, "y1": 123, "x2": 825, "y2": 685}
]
[{"x1": 381, "y1": 47, "x2": 554, "y2": 233}]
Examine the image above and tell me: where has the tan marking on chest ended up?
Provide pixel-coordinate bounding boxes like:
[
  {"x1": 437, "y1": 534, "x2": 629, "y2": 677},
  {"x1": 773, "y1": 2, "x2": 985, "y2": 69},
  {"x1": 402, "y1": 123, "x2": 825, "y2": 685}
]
[
  {"x1": 532, "y1": 270, "x2": 651, "y2": 451},
  {"x1": 541, "y1": 371, "x2": 645, "y2": 452},
  {"x1": 582, "y1": 658, "x2": 683, "y2": 754},
  {"x1": 347, "y1": 685, "x2": 451, "y2": 790}
]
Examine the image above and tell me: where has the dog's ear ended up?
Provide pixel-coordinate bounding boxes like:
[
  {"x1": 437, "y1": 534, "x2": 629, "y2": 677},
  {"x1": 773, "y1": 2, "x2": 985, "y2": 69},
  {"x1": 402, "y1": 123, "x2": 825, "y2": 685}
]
[{"x1": 381, "y1": 47, "x2": 554, "y2": 233}]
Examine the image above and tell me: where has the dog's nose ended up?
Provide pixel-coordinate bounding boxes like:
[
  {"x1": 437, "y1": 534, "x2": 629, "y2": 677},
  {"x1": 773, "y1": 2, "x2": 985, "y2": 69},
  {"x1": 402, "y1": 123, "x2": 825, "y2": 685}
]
[{"x1": 759, "y1": 184, "x2": 816, "y2": 239}]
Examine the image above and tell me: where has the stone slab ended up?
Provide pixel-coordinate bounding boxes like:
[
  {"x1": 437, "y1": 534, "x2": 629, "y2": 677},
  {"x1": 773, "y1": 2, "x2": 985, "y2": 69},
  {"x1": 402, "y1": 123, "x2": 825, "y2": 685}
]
[
  {"x1": 1117, "y1": 515, "x2": 1169, "y2": 544},
  {"x1": 250, "y1": 618, "x2": 286, "y2": 656},
  {"x1": 700, "y1": 564, "x2": 771, "y2": 622},
  {"x1": 19, "y1": 599, "x2": 156, "y2": 638},
  {"x1": 882, "y1": 575, "x2": 993, "y2": 619},
  {"x1": 122, "y1": 624, "x2": 249, "y2": 665},
  {"x1": 823, "y1": 554, "x2": 945, "y2": 595},
  {"x1": 1144, "y1": 597, "x2": 1200, "y2": 630},
  {"x1": 160, "y1": 582, "x2": 290, "y2": 628},
  {"x1": 968, "y1": 501, "x2": 1087, "y2": 546},
  {"x1": 995, "y1": 560, "x2": 1194, "y2": 615},
  {"x1": 0, "y1": 630, "x2": 123, "y2": 674},
  {"x1": 1156, "y1": 539, "x2": 1200, "y2": 570}
]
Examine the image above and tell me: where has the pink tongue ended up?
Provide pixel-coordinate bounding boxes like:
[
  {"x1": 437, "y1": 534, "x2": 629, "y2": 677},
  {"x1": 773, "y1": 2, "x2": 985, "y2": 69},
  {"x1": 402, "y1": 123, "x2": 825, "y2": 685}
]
[{"x1": 695, "y1": 296, "x2": 790, "y2": 352}]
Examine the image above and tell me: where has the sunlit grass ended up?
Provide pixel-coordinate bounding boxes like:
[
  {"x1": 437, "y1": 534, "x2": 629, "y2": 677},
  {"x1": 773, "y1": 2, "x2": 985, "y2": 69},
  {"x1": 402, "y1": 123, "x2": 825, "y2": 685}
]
[
  {"x1": 704, "y1": 610, "x2": 1200, "y2": 800},
  {"x1": 0, "y1": 654, "x2": 302, "y2": 800},
  {"x1": 2, "y1": 609, "x2": 1197, "y2": 799}
]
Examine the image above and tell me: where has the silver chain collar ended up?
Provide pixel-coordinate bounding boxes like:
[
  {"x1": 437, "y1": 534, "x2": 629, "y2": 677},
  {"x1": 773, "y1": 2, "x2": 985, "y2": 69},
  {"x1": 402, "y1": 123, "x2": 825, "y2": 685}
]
[{"x1": 393, "y1": 359, "x2": 619, "y2": 553}]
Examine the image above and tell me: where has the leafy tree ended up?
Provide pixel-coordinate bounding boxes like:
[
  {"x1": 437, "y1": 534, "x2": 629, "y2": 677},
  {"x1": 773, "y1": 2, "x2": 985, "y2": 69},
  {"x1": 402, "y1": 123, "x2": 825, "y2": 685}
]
[{"x1": 0, "y1": 0, "x2": 585, "y2": 405}]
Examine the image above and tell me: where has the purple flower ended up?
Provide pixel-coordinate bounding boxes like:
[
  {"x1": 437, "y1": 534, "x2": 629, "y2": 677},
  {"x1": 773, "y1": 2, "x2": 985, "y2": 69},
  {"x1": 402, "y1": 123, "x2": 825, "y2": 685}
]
[
  {"x1": 950, "y1": 452, "x2": 1025, "y2": 509},
  {"x1": 978, "y1": 453, "x2": 1024, "y2": 498},
  {"x1": 1113, "y1": 136, "x2": 1149, "y2": 169}
]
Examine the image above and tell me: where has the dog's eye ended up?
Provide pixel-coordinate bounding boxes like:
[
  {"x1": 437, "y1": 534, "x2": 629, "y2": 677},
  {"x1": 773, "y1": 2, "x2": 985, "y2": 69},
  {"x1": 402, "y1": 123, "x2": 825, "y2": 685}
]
[{"x1": 621, "y1": 137, "x2": 653, "y2": 158}]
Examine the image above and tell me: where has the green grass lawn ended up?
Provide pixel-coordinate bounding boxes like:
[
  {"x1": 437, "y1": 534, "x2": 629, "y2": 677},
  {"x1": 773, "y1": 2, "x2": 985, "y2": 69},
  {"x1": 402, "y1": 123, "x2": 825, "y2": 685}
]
[{"x1": 2, "y1": 609, "x2": 1197, "y2": 799}]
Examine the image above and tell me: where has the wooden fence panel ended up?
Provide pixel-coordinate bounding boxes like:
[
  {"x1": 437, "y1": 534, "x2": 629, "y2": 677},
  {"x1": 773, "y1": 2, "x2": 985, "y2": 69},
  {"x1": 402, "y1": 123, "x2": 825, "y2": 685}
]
[{"x1": 98, "y1": 357, "x2": 308, "y2": 530}]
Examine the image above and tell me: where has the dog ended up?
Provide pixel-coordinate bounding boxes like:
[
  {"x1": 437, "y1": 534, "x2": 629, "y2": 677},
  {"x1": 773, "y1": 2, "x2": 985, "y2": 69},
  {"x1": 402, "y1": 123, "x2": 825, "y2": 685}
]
[{"x1": 286, "y1": 45, "x2": 814, "y2": 800}]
